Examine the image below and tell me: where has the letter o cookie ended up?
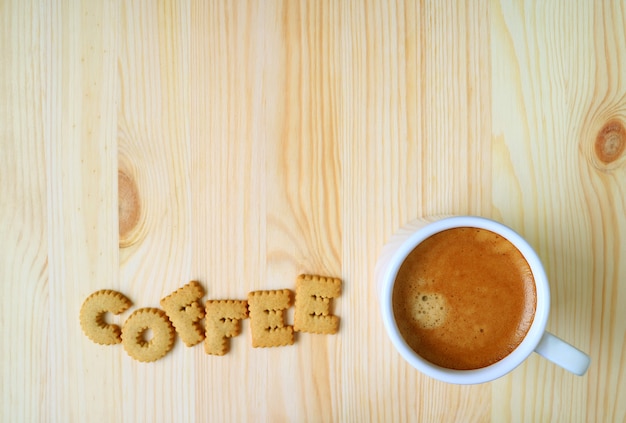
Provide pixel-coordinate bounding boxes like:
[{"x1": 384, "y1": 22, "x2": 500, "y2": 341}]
[{"x1": 121, "y1": 308, "x2": 176, "y2": 362}]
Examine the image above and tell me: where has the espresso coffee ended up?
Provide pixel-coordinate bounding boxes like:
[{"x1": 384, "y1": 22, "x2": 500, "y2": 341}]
[{"x1": 392, "y1": 227, "x2": 537, "y2": 370}]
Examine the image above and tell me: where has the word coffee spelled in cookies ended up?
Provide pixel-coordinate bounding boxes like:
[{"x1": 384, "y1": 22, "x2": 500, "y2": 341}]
[{"x1": 79, "y1": 274, "x2": 342, "y2": 362}]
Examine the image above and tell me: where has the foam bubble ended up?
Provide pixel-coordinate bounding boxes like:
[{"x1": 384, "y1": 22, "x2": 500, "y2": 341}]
[{"x1": 410, "y1": 292, "x2": 448, "y2": 329}]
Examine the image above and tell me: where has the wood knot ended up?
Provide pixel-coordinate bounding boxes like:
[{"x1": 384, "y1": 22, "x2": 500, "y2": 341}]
[
  {"x1": 595, "y1": 120, "x2": 626, "y2": 164},
  {"x1": 118, "y1": 170, "x2": 142, "y2": 248}
]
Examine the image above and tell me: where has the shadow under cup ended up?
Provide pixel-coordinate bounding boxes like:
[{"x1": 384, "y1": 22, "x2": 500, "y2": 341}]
[{"x1": 377, "y1": 216, "x2": 551, "y2": 384}]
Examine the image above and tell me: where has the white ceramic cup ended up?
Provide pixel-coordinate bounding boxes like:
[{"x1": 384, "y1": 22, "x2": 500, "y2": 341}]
[{"x1": 375, "y1": 216, "x2": 590, "y2": 384}]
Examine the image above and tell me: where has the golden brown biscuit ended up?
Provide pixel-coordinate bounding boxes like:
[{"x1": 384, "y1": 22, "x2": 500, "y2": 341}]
[
  {"x1": 80, "y1": 290, "x2": 132, "y2": 345},
  {"x1": 121, "y1": 308, "x2": 176, "y2": 362},
  {"x1": 160, "y1": 281, "x2": 206, "y2": 347},
  {"x1": 294, "y1": 274, "x2": 342, "y2": 334},
  {"x1": 247, "y1": 290, "x2": 294, "y2": 347},
  {"x1": 204, "y1": 300, "x2": 248, "y2": 355}
]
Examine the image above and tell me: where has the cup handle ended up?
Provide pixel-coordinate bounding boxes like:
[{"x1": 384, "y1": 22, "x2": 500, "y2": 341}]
[{"x1": 534, "y1": 332, "x2": 590, "y2": 375}]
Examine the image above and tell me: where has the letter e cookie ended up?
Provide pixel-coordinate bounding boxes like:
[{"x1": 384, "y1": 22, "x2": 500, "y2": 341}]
[
  {"x1": 247, "y1": 290, "x2": 294, "y2": 347},
  {"x1": 294, "y1": 274, "x2": 341, "y2": 334}
]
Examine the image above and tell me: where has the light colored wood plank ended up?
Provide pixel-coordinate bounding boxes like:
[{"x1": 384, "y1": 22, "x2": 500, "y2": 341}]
[
  {"x1": 259, "y1": 1, "x2": 342, "y2": 419},
  {"x1": 491, "y1": 0, "x2": 626, "y2": 422},
  {"x1": 339, "y1": 1, "x2": 492, "y2": 421},
  {"x1": 47, "y1": 1, "x2": 121, "y2": 420},
  {"x1": 191, "y1": 1, "x2": 342, "y2": 420},
  {"x1": 1, "y1": 0, "x2": 122, "y2": 421},
  {"x1": 117, "y1": 0, "x2": 196, "y2": 422},
  {"x1": 191, "y1": 1, "x2": 272, "y2": 421},
  {"x1": 0, "y1": 1, "x2": 50, "y2": 421}
]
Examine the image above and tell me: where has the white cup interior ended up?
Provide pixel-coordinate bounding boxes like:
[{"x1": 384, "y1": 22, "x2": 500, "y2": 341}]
[{"x1": 378, "y1": 216, "x2": 550, "y2": 384}]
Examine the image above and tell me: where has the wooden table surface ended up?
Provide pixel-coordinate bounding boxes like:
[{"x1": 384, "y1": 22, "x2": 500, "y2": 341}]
[{"x1": 2, "y1": 1, "x2": 625, "y2": 422}]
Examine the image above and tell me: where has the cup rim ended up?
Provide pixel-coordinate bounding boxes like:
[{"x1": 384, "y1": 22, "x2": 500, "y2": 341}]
[{"x1": 379, "y1": 216, "x2": 551, "y2": 384}]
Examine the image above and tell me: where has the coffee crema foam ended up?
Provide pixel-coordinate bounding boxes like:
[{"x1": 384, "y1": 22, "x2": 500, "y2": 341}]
[
  {"x1": 392, "y1": 227, "x2": 537, "y2": 370},
  {"x1": 410, "y1": 292, "x2": 447, "y2": 329}
]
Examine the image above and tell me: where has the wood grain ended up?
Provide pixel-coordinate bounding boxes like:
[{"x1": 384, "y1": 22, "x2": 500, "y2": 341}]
[{"x1": 2, "y1": 0, "x2": 625, "y2": 421}]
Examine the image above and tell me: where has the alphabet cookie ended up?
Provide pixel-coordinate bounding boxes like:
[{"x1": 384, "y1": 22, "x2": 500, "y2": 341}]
[
  {"x1": 294, "y1": 274, "x2": 342, "y2": 334},
  {"x1": 247, "y1": 290, "x2": 294, "y2": 347},
  {"x1": 121, "y1": 308, "x2": 176, "y2": 362},
  {"x1": 160, "y1": 281, "x2": 206, "y2": 347},
  {"x1": 80, "y1": 290, "x2": 132, "y2": 345},
  {"x1": 204, "y1": 300, "x2": 248, "y2": 355}
]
